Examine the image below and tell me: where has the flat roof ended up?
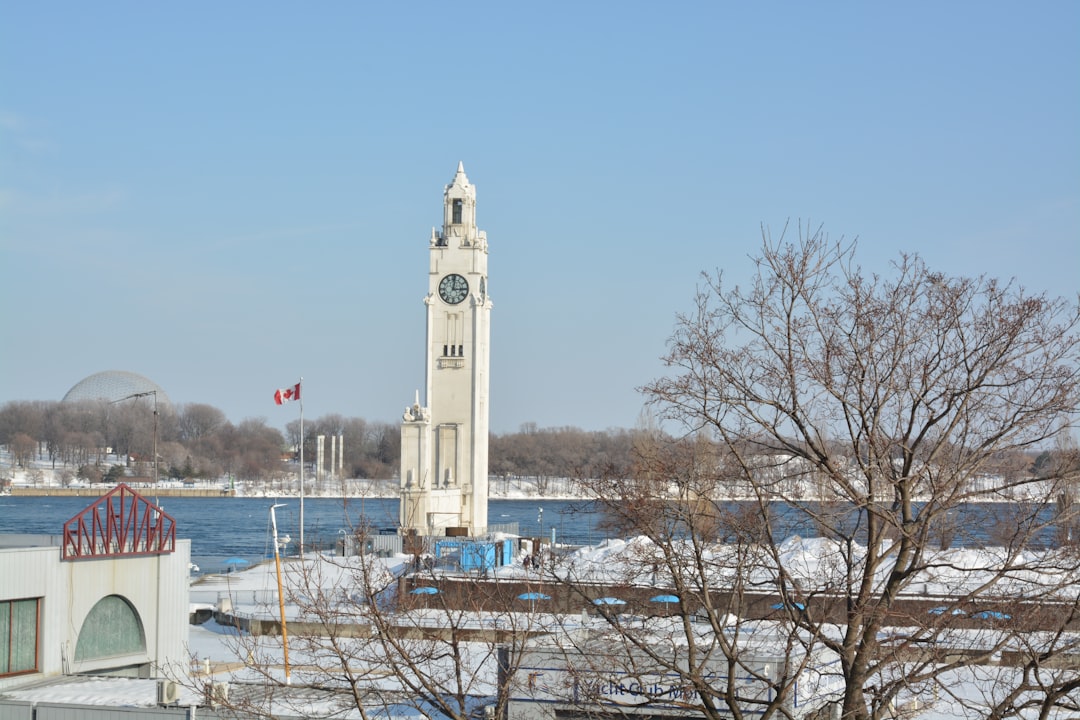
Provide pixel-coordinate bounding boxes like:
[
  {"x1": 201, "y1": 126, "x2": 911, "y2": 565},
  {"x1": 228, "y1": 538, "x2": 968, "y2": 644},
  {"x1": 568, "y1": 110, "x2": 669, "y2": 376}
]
[{"x1": 0, "y1": 533, "x2": 61, "y2": 550}]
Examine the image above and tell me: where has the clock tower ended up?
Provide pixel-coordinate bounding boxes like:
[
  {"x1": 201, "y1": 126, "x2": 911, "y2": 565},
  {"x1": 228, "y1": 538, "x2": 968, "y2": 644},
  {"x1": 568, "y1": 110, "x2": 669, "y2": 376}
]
[{"x1": 400, "y1": 163, "x2": 491, "y2": 536}]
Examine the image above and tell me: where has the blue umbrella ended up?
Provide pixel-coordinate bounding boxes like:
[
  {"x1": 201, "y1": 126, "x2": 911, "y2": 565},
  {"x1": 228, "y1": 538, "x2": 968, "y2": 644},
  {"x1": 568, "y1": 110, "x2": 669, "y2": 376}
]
[
  {"x1": 650, "y1": 594, "x2": 680, "y2": 604},
  {"x1": 223, "y1": 557, "x2": 250, "y2": 572},
  {"x1": 770, "y1": 601, "x2": 806, "y2": 611},
  {"x1": 928, "y1": 606, "x2": 964, "y2": 616},
  {"x1": 593, "y1": 597, "x2": 626, "y2": 606},
  {"x1": 409, "y1": 586, "x2": 439, "y2": 595},
  {"x1": 517, "y1": 592, "x2": 551, "y2": 601}
]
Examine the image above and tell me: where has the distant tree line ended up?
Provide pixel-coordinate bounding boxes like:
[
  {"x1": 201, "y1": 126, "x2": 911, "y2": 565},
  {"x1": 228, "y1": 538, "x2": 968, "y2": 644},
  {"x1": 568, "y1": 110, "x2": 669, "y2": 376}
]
[{"x1": 0, "y1": 399, "x2": 641, "y2": 486}]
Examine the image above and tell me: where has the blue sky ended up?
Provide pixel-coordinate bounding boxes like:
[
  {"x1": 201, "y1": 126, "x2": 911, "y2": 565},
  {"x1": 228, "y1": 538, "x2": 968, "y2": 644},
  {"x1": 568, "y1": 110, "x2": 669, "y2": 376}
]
[{"x1": 2, "y1": 2, "x2": 1077, "y2": 434}]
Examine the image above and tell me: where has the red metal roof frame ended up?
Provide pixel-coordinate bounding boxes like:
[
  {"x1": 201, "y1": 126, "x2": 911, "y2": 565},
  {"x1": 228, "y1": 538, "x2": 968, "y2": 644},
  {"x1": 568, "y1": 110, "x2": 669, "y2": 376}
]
[{"x1": 62, "y1": 483, "x2": 176, "y2": 560}]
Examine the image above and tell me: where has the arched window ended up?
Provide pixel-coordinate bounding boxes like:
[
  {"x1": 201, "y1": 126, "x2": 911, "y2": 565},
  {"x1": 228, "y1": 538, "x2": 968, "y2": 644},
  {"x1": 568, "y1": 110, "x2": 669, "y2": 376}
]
[
  {"x1": 75, "y1": 595, "x2": 145, "y2": 661},
  {"x1": 452, "y1": 198, "x2": 463, "y2": 224}
]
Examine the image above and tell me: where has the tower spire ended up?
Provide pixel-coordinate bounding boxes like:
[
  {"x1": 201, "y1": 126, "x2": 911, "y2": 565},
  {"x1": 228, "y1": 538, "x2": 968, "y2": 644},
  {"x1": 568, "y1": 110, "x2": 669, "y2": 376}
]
[{"x1": 452, "y1": 161, "x2": 468, "y2": 186}]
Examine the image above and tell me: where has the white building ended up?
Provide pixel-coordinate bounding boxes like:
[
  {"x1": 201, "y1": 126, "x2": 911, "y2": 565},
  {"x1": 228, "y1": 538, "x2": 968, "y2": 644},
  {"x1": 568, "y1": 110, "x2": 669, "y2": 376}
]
[
  {"x1": 400, "y1": 163, "x2": 492, "y2": 536},
  {"x1": 0, "y1": 484, "x2": 190, "y2": 692}
]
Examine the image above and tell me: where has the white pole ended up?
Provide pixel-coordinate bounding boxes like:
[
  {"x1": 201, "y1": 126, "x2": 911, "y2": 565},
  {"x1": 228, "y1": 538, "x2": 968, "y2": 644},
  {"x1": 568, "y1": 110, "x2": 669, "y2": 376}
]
[
  {"x1": 317, "y1": 435, "x2": 325, "y2": 493},
  {"x1": 270, "y1": 503, "x2": 291, "y2": 685}
]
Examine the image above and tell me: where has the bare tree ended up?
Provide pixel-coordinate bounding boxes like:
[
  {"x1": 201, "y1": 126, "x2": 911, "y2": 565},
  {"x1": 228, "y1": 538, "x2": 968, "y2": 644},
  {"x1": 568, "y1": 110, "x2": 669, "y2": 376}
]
[
  {"x1": 177, "y1": 403, "x2": 228, "y2": 442},
  {"x1": 562, "y1": 228, "x2": 1080, "y2": 720},
  {"x1": 193, "y1": 521, "x2": 540, "y2": 720},
  {"x1": 0, "y1": 401, "x2": 48, "y2": 447},
  {"x1": 57, "y1": 430, "x2": 102, "y2": 467},
  {"x1": 229, "y1": 419, "x2": 288, "y2": 482},
  {"x1": 489, "y1": 426, "x2": 640, "y2": 498},
  {"x1": 43, "y1": 399, "x2": 109, "y2": 467},
  {"x1": 8, "y1": 432, "x2": 36, "y2": 468}
]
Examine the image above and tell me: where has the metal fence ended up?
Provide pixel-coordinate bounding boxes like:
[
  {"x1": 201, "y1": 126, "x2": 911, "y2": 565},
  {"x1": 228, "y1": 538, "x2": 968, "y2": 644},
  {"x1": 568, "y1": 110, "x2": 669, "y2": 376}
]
[{"x1": 0, "y1": 700, "x2": 228, "y2": 720}]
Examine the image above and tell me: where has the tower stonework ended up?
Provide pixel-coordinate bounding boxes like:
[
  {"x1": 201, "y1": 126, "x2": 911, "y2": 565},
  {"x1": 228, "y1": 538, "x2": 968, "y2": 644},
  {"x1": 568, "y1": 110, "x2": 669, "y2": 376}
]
[{"x1": 400, "y1": 163, "x2": 491, "y2": 536}]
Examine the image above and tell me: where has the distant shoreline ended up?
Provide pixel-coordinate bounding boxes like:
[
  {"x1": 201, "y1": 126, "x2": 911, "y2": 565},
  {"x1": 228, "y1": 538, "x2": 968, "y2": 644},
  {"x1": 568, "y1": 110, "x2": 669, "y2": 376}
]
[
  {"x1": 2, "y1": 486, "x2": 590, "y2": 501},
  {"x1": 7, "y1": 486, "x2": 236, "y2": 498},
  {"x1": 0, "y1": 486, "x2": 1044, "y2": 504}
]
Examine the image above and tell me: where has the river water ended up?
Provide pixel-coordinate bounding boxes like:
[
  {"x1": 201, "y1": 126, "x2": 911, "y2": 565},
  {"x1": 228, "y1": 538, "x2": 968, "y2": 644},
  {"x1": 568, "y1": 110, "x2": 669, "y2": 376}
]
[
  {"x1": 0, "y1": 495, "x2": 1063, "y2": 575},
  {"x1": 0, "y1": 496, "x2": 603, "y2": 573}
]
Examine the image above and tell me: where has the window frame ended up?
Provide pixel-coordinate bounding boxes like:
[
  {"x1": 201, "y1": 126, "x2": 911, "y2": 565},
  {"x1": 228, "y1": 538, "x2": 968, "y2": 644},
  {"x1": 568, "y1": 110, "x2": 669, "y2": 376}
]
[{"x1": 0, "y1": 597, "x2": 41, "y2": 678}]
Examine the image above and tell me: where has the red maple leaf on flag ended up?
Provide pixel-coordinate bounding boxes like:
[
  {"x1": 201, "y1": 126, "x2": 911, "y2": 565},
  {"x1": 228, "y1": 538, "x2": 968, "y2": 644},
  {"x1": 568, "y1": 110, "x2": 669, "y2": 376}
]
[{"x1": 274, "y1": 382, "x2": 301, "y2": 405}]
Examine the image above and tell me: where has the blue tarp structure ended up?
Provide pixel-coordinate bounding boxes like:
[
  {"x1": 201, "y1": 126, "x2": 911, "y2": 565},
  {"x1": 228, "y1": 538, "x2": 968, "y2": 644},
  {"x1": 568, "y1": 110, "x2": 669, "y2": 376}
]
[
  {"x1": 462, "y1": 542, "x2": 496, "y2": 571},
  {"x1": 434, "y1": 538, "x2": 514, "y2": 572}
]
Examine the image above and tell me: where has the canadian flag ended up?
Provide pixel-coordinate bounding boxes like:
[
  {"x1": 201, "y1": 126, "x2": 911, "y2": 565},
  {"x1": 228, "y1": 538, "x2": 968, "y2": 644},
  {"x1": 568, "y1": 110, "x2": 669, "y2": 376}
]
[{"x1": 274, "y1": 382, "x2": 301, "y2": 405}]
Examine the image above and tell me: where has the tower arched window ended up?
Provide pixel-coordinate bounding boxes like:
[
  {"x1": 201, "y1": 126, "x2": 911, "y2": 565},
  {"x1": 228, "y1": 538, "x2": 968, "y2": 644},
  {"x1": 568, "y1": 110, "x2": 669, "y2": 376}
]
[{"x1": 452, "y1": 199, "x2": 463, "y2": 224}]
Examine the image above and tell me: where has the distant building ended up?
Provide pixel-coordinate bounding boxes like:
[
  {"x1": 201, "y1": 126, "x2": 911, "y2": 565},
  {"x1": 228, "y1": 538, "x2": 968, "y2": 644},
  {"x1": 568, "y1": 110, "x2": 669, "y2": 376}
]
[
  {"x1": 62, "y1": 370, "x2": 173, "y2": 410},
  {"x1": 0, "y1": 485, "x2": 190, "y2": 692}
]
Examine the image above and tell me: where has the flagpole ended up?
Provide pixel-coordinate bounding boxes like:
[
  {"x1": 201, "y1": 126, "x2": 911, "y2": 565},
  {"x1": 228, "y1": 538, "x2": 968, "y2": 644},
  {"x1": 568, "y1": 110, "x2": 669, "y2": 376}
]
[{"x1": 299, "y1": 377, "x2": 305, "y2": 558}]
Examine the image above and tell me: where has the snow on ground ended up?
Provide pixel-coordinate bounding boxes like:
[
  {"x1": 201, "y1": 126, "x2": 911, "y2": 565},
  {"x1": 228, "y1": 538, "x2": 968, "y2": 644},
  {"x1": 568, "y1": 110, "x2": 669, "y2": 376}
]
[
  {"x1": 190, "y1": 552, "x2": 407, "y2": 620},
  {"x1": 551, "y1": 533, "x2": 1080, "y2": 601}
]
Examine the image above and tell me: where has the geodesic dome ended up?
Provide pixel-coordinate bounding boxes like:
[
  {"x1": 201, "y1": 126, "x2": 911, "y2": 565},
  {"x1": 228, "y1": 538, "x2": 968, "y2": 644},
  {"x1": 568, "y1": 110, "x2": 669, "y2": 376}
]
[{"x1": 62, "y1": 370, "x2": 172, "y2": 409}]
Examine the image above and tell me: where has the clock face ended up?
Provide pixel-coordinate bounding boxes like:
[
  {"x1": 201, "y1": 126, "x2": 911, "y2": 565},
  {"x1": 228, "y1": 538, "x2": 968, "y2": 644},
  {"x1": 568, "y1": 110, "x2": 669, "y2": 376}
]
[{"x1": 438, "y1": 274, "x2": 469, "y2": 304}]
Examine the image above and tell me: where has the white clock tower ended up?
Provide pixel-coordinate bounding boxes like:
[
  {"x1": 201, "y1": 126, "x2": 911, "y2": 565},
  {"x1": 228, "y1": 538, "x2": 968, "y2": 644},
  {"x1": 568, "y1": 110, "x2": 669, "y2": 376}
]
[{"x1": 400, "y1": 163, "x2": 491, "y2": 536}]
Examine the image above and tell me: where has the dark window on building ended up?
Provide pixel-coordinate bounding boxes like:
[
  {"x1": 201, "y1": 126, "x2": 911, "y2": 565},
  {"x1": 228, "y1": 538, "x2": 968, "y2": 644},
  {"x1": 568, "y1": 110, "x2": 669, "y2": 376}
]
[
  {"x1": 458, "y1": 345, "x2": 464, "y2": 357},
  {"x1": 443, "y1": 345, "x2": 448, "y2": 356},
  {"x1": 1, "y1": 598, "x2": 40, "y2": 677},
  {"x1": 452, "y1": 199, "x2": 463, "y2": 224}
]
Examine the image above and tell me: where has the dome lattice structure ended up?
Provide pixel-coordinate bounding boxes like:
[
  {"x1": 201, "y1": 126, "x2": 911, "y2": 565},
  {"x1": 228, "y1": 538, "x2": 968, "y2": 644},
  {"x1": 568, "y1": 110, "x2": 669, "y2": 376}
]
[{"x1": 62, "y1": 370, "x2": 172, "y2": 409}]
